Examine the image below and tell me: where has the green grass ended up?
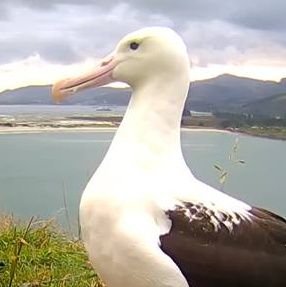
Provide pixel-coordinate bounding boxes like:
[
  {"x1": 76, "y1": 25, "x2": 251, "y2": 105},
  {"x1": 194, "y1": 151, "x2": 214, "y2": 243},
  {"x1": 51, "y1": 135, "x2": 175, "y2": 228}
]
[{"x1": 0, "y1": 216, "x2": 104, "y2": 287}]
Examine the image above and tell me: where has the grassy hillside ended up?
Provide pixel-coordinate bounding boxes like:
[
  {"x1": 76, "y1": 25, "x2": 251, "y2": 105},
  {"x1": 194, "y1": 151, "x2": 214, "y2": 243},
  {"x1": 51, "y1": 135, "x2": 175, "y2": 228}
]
[
  {"x1": 0, "y1": 216, "x2": 103, "y2": 287},
  {"x1": 243, "y1": 93, "x2": 286, "y2": 117}
]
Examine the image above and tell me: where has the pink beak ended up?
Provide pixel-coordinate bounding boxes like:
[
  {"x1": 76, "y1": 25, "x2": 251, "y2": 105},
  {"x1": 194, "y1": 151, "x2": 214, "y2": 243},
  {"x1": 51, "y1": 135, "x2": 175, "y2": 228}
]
[{"x1": 52, "y1": 54, "x2": 117, "y2": 103}]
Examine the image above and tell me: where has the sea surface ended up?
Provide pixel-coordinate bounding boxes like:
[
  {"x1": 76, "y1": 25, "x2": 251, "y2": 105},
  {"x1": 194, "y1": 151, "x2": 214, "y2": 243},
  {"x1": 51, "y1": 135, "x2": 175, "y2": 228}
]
[
  {"x1": 0, "y1": 129, "x2": 285, "y2": 233},
  {"x1": 0, "y1": 105, "x2": 126, "y2": 117}
]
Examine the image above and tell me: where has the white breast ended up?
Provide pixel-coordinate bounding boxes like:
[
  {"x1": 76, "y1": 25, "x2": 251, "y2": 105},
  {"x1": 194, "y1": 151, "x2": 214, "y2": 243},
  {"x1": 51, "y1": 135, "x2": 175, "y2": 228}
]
[{"x1": 80, "y1": 165, "x2": 189, "y2": 287}]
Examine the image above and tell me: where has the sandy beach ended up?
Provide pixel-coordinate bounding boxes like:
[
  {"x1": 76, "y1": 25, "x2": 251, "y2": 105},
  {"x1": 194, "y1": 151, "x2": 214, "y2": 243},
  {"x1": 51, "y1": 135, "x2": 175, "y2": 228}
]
[
  {"x1": 0, "y1": 125, "x2": 231, "y2": 135},
  {"x1": 0, "y1": 126, "x2": 117, "y2": 134}
]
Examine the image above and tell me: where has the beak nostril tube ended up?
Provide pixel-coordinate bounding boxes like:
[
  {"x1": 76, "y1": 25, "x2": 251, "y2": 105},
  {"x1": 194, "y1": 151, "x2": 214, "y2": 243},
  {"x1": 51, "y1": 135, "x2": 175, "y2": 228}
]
[{"x1": 101, "y1": 56, "x2": 114, "y2": 67}]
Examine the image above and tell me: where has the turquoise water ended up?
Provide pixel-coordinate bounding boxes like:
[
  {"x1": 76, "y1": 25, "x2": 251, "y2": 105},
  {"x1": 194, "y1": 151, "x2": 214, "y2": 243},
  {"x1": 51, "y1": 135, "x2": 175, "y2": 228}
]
[{"x1": 0, "y1": 130, "x2": 285, "y2": 230}]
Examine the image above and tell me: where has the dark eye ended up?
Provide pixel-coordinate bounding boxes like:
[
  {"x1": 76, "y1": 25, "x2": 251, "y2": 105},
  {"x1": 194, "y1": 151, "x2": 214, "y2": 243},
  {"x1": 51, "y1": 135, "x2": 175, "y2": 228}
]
[{"x1": 130, "y1": 42, "x2": 139, "y2": 50}]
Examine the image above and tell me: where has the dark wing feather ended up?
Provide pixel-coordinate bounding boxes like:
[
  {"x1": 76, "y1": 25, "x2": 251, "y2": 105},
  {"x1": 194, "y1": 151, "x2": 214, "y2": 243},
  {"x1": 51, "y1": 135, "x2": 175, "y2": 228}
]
[{"x1": 160, "y1": 204, "x2": 286, "y2": 287}]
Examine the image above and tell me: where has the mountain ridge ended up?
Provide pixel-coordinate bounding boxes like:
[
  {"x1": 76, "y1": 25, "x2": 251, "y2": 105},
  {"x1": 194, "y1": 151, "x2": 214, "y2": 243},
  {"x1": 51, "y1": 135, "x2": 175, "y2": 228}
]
[{"x1": 1, "y1": 74, "x2": 286, "y2": 116}]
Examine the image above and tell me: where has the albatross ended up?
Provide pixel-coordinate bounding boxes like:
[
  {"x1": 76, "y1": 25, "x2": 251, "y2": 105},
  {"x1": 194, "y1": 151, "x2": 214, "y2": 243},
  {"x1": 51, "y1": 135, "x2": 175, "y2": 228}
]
[{"x1": 52, "y1": 27, "x2": 286, "y2": 287}]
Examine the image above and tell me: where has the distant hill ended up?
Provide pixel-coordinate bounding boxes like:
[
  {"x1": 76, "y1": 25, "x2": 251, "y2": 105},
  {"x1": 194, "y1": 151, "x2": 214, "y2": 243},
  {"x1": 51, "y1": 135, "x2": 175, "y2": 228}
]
[
  {"x1": 280, "y1": 78, "x2": 286, "y2": 86},
  {"x1": 186, "y1": 74, "x2": 286, "y2": 112},
  {"x1": 0, "y1": 74, "x2": 286, "y2": 116},
  {"x1": 243, "y1": 93, "x2": 286, "y2": 117},
  {"x1": 0, "y1": 86, "x2": 52, "y2": 105},
  {"x1": 0, "y1": 86, "x2": 131, "y2": 106}
]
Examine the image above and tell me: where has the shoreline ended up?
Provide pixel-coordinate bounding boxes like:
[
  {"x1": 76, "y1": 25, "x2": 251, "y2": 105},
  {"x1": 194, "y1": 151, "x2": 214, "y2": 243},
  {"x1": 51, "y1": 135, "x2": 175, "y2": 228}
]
[
  {"x1": 234, "y1": 128, "x2": 286, "y2": 142},
  {"x1": 0, "y1": 126, "x2": 118, "y2": 134},
  {"x1": 0, "y1": 125, "x2": 231, "y2": 135},
  {"x1": 0, "y1": 125, "x2": 285, "y2": 141}
]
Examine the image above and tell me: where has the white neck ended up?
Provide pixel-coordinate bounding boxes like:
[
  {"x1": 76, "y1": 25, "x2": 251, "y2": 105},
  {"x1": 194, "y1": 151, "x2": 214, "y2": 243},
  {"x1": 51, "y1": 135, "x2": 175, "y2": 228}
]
[{"x1": 105, "y1": 74, "x2": 190, "y2": 168}]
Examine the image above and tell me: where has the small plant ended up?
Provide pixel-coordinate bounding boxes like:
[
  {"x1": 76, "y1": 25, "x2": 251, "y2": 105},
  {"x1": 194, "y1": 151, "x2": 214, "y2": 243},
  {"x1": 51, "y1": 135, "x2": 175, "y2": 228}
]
[
  {"x1": 8, "y1": 217, "x2": 34, "y2": 287},
  {"x1": 214, "y1": 137, "x2": 245, "y2": 190}
]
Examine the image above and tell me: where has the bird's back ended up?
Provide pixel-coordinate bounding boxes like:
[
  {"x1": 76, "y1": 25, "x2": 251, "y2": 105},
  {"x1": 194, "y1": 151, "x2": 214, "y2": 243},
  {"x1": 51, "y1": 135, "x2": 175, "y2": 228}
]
[{"x1": 160, "y1": 205, "x2": 286, "y2": 287}]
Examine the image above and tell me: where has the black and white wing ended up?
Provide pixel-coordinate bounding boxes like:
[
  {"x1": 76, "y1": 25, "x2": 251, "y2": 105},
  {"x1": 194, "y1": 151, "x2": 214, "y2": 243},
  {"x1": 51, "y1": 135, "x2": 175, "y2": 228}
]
[{"x1": 160, "y1": 202, "x2": 286, "y2": 287}]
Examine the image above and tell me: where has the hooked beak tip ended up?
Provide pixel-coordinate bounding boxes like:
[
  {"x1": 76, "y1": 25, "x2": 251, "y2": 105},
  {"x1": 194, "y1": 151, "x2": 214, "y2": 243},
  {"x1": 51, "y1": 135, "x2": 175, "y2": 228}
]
[{"x1": 51, "y1": 79, "x2": 71, "y2": 104}]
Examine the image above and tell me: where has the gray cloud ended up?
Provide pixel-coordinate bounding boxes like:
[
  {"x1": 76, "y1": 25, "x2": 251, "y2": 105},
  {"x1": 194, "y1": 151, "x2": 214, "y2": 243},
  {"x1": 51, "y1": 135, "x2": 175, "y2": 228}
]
[
  {"x1": 227, "y1": 1, "x2": 286, "y2": 31},
  {"x1": 0, "y1": 0, "x2": 286, "y2": 69},
  {"x1": 3, "y1": 0, "x2": 286, "y2": 30},
  {"x1": 0, "y1": 37, "x2": 81, "y2": 63},
  {"x1": 0, "y1": 2, "x2": 10, "y2": 20},
  {"x1": 0, "y1": 2, "x2": 174, "y2": 63},
  {"x1": 14, "y1": 0, "x2": 286, "y2": 32},
  {"x1": 118, "y1": 0, "x2": 286, "y2": 32}
]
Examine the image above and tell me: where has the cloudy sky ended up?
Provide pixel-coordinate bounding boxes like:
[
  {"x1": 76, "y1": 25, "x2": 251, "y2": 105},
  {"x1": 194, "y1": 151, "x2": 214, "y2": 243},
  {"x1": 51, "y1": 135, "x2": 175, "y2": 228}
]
[{"x1": 1, "y1": 0, "x2": 286, "y2": 92}]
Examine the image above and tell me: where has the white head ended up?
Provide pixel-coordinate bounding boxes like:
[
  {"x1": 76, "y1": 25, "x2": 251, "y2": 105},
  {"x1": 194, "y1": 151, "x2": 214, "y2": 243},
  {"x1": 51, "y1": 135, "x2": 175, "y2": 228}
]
[{"x1": 52, "y1": 27, "x2": 191, "y2": 101}]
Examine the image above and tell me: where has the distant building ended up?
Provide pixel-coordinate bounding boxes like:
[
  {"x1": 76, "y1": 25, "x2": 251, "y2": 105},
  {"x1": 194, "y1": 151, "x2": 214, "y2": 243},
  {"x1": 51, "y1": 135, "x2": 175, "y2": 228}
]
[{"x1": 190, "y1": 111, "x2": 213, "y2": 117}]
